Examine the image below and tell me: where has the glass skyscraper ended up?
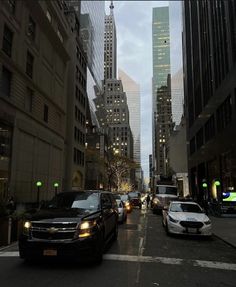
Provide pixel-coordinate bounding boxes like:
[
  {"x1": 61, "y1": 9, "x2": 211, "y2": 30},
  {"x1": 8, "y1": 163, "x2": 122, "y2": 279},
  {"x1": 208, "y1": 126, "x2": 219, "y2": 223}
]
[{"x1": 152, "y1": 6, "x2": 172, "y2": 177}]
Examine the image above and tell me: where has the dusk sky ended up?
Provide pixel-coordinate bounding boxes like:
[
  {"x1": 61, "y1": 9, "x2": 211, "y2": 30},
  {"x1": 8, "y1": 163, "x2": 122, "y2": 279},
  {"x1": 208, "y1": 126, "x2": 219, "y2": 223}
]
[{"x1": 105, "y1": 1, "x2": 182, "y2": 181}]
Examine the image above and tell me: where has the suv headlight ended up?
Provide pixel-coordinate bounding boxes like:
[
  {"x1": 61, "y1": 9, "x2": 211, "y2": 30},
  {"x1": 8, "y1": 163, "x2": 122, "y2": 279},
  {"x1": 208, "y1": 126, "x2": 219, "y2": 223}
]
[
  {"x1": 75, "y1": 220, "x2": 97, "y2": 238},
  {"x1": 168, "y1": 215, "x2": 179, "y2": 223},
  {"x1": 153, "y1": 198, "x2": 160, "y2": 204},
  {"x1": 204, "y1": 220, "x2": 211, "y2": 225},
  {"x1": 23, "y1": 221, "x2": 32, "y2": 235}
]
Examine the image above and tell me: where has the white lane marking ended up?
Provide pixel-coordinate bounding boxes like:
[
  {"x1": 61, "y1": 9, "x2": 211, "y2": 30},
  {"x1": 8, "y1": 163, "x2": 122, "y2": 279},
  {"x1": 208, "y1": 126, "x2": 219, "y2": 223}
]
[
  {"x1": 0, "y1": 251, "x2": 19, "y2": 257},
  {"x1": 194, "y1": 260, "x2": 236, "y2": 271},
  {"x1": 1, "y1": 251, "x2": 236, "y2": 271},
  {"x1": 104, "y1": 254, "x2": 236, "y2": 271},
  {"x1": 104, "y1": 254, "x2": 183, "y2": 265}
]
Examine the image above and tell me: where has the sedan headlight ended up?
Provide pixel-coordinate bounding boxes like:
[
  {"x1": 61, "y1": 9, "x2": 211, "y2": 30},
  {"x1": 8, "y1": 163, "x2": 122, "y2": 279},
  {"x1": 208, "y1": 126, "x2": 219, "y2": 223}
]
[
  {"x1": 76, "y1": 220, "x2": 97, "y2": 238},
  {"x1": 168, "y1": 215, "x2": 179, "y2": 223},
  {"x1": 23, "y1": 221, "x2": 32, "y2": 235},
  {"x1": 204, "y1": 220, "x2": 211, "y2": 225}
]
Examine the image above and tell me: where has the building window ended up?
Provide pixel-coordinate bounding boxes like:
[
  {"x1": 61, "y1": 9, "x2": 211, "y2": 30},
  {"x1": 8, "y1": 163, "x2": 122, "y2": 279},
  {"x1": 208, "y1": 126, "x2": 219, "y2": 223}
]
[
  {"x1": 27, "y1": 16, "x2": 36, "y2": 41},
  {"x1": 2, "y1": 24, "x2": 13, "y2": 57},
  {"x1": 0, "y1": 66, "x2": 12, "y2": 97},
  {"x1": 25, "y1": 87, "x2": 33, "y2": 112},
  {"x1": 43, "y1": 104, "x2": 48, "y2": 123},
  {"x1": 26, "y1": 51, "x2": 34, "y2": 78}
]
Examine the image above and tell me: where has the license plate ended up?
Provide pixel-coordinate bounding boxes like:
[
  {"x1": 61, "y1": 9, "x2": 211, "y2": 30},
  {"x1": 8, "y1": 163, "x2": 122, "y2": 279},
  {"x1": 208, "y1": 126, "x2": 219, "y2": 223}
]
[
  {"x1": 187, "y1": 228, "x2": 197, "y2": 233},
  {"x1": 43, "y1": 249, "x2": 57, "y2": 256}
]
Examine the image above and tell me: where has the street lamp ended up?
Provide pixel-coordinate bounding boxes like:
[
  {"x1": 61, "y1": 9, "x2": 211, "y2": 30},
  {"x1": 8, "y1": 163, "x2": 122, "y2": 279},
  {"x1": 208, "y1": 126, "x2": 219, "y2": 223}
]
[
  {"x1": 53, "y1": 182, "x2": 59, "y2": 196},
  {"x1": 36, "y1": 181, "x2": 43, "y2": 207}
]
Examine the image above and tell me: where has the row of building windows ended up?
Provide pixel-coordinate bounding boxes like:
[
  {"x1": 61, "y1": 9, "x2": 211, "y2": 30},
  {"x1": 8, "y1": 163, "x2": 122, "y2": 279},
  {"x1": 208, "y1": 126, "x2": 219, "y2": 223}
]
[
  {"x1": 74, "y1": 126, "x2": 85, "y2": 145},
  {"x1": 76, "y1": 47, "x2": 86, "y2": 72},
  {"x1": 3, "y1": 23, "x2": 35, "y2": 79},
  {"x1": 0, "y1": 65, "x2": 55, "y2": 125},
  {"x1": 75, "y1": 86, "x2": 86, "y2": 108},
  {"x1": 76, "y1": 66, "x2": 86, "y2": 89},
  {"x1": 73, "y1": 148, "x2": 84, "y2": 166},
  {"x1": 190, "y1": 94, "x2": 234, "y2": 155},
  {"x1": 74, "y1": 105, "x2": 85, "y2": 127}
]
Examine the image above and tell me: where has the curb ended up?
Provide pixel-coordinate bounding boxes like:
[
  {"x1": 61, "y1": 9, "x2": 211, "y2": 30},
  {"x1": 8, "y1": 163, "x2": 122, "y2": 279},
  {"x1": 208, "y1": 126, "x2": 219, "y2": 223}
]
[
  {"x1": 213, "y1": 233, "x2": 236, "y2": 249},
  {"x1": 0, "y1": 241, "x2": 18, "y2": 252}
]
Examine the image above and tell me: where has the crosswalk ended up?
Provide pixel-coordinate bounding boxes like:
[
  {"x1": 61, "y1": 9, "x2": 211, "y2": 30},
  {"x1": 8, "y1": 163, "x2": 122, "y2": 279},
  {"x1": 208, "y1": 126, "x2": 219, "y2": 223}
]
[{"x1": 1, "y1": 251, "x2": 236, "y2": 271}]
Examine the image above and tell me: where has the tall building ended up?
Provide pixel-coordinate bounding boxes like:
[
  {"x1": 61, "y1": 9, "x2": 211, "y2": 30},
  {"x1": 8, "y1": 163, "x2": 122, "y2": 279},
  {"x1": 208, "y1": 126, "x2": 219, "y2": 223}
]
[
  {"x1": 0, "y1": 0, "x2": 70, "y2": 203},
  {"x1": 95, "y1": 79, "x2": 133, "y2": 159},
  {"x1": 64, "y1": 5, "x2": 87, "y2": 191},
  {"x1": 183, "y1": 0, "x2": 236, "y2": 202},
  {"x1": 152, "y1": 7, "x2": 172, "y2": 179},
  {"x1": 118, "y1": 69, "x2": 140, "y2": 165},
  {"x1": 104, "y1": 1, "x2": 117, "y2": 80},
  {"x1": 118, "y1": 69, "x2": 141, "y2": 188},
  {"x1": 80, "y1": 0, "x2": 105, "y2": 90},
  {"x1": 171, "y1": 68, "x2": 184, "y2": 127}
]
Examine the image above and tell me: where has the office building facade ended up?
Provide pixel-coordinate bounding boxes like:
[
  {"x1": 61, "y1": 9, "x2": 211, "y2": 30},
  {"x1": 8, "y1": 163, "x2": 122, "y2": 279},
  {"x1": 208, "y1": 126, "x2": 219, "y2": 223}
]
[
  {"x1": 152, "y1": 7, "x2": 172, "y2": 179},
  {"x1": 0, "y1": 0, "x2": 70, "y2": 203},
  {"x1": 183, "y1": 0, "x2": 236, "y2": 202}
]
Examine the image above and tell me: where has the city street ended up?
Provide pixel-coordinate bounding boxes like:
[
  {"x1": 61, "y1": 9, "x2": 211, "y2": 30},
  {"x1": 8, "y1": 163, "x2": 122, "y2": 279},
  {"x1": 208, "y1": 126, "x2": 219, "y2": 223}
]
[{"x1": 0, "y1": 207, "x2": 236, "y2": 287}]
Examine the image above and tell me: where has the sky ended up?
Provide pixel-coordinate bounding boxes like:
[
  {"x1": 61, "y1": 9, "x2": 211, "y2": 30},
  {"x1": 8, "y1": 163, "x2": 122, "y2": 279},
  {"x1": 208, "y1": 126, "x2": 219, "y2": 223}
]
[{"x1": 105, "y1": 1, "x2": 183, "y2": 182}]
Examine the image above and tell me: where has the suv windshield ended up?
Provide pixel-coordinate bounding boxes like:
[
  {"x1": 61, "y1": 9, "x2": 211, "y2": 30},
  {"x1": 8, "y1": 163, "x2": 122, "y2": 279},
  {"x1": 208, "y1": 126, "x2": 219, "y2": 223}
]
[
  {"x1": 120, "y1": 195, "x2": 129, "y2": 201},
  {"x1": 128, "y1": 192, "x2": 140, "y2": 199},
  {"x1": 156, "y1": 186, "x2": 177, "y2": 196},
  {"x1": 170, "y1": 203, "x2": 203, "y2": 213},
  {"x1": 47, "y1": 192, "x2": 100, "y2": 211}
]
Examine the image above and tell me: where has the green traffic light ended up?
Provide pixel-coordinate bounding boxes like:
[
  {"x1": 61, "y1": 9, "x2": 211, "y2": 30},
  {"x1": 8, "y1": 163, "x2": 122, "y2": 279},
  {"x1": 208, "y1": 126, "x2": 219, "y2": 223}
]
[
  {"x1": 215, "y1": 180, "x2": 221, "y2": 186},
  {"x1": 53, "y1": 182, "x2": 59, "y2": 188},
  {"x1": 36, "y1": 181, "x2": 42, "y2": 187},
  {"x1": 202, "y1": 183, "x2": 208, "y2": 188}
]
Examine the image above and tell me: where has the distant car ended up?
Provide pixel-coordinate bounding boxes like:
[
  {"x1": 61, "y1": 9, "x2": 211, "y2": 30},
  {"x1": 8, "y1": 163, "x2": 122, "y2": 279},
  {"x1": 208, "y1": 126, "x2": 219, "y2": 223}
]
[
  {"x1": 19, "y1": 190, "x2": 119, "y2": 263},
  {"x1": 162, "y1": 201, "x2": 212, "y2": 236},
  {"x1": 152, "y1": 185, "x2": 178, "y2": 214},
  {"x1": 120, "y1": 194, "x2": 132, "y2": 213},
  {"x1": 116, "y1": 199, "x2": 127, "y2": 223},
  {"x1": 128, "y1": 191, "x2": 142, "y2": 209}
]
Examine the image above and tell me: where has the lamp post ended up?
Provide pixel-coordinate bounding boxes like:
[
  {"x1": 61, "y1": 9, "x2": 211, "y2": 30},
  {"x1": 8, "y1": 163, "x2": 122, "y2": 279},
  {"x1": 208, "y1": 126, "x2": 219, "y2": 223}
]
[
  {"x1": 53, "y1": 182, "x2": 59, "y2": 196},
  {"x1": 36, "y1": 181, "x2": 42, "y2": 207}
]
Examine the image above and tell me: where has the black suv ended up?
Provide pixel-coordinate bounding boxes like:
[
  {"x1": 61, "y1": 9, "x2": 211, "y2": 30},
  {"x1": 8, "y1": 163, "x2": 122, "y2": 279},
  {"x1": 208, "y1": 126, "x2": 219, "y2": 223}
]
[{"x1": 19, "y1": 190, "x2": 118, "y2": 263}]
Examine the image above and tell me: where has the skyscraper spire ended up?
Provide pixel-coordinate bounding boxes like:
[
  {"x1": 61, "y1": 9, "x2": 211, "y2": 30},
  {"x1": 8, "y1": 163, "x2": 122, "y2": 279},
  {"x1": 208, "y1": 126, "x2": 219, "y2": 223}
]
[{"x1": 110, "y1": 1, "x2": 114, "y2": 15}]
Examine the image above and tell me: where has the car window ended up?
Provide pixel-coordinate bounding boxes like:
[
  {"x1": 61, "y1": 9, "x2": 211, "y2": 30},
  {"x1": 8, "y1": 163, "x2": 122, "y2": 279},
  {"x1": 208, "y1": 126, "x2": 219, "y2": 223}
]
[
  {"x1": 47, "y1": 192, "x2": 99, "y2": 211},
  {"x1": 170, "y1": 203, "x2": 203, "y2": 213},
  {"x1": 156, "y1": 186, "x2": 177, "y2": 195},
  {"x1": 101, "y1": 193, "x2": 112, "y2": 208}
]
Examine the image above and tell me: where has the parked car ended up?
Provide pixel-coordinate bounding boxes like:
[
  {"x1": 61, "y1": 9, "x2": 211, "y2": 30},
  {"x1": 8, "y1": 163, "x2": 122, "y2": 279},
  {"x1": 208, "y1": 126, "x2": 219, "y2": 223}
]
[
  {"x1": 128, "y1": 191, "x2": 142, "y2": 209},
  {"x1": 162, "y1": 201, "x2": 212, "y2": 236},
  {"x1": 116, "y1": 199, "x2": 127, "y2": 223},
  {"x1": 120, "y1": 194, "x2": 132, "y2": 213},
  {"x1": 19, "y1": 190, "x2": 119, "y2": 263}
]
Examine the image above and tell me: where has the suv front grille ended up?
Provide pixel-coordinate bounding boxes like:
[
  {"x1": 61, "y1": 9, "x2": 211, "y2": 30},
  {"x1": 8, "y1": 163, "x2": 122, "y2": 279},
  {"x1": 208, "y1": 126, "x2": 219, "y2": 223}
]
[{"x1": 30, "y1": 222, "x2": 78, "y2": 241}]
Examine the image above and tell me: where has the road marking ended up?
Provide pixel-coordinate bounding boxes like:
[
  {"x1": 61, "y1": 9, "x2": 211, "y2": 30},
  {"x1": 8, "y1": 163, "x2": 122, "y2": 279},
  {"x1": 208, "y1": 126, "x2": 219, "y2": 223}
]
[{"x1": 1, "y1": 251, "x2": 236, "y2": 271}]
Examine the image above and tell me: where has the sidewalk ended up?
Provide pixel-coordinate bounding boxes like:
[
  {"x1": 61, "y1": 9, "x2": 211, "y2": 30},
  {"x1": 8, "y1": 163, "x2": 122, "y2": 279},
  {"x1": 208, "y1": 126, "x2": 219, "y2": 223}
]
[{"x1": 210, "y1": 214, "x2": 236, "y2": 248}]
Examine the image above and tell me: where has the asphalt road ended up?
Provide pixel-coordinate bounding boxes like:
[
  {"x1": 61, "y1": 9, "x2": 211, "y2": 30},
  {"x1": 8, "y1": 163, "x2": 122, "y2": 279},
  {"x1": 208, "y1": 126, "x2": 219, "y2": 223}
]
[{"x1": 0, "y1": 207, "x2": 236, "y2": 287}]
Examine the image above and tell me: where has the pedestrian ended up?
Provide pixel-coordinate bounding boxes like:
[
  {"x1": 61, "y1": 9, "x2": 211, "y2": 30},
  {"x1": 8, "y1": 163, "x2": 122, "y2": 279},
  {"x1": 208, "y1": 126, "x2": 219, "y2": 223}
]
[{"x1": 146, "y1": 194, "x2": 150, "y2": 208}]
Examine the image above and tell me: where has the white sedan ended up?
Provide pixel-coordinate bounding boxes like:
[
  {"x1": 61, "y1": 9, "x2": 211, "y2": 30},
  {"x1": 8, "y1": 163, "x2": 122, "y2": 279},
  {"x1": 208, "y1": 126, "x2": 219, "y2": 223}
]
[{"x1": 162, "y1": 201, "x2": 212, "y2": 236}]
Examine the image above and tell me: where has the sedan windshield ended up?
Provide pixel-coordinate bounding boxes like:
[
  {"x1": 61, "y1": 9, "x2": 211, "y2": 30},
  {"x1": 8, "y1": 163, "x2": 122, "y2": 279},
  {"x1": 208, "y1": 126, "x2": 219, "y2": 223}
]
[
  {"x1": 47, "y1": 192, "x2": 100, "y2": 212},
  {"x1": 120, "y1": 195, "x2": 129, "y2": 201},
  {"x1": 170, "y1": 203, "x2": 203, "y2": 213}
]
